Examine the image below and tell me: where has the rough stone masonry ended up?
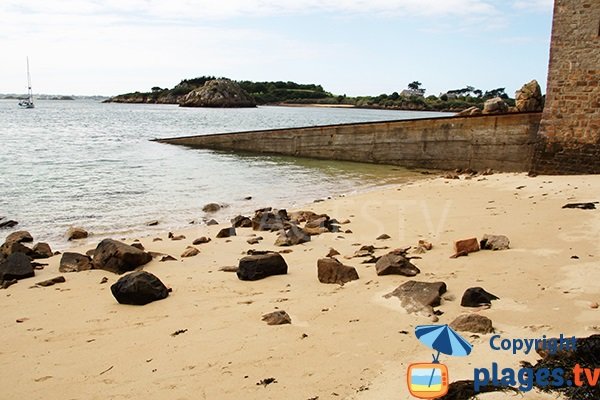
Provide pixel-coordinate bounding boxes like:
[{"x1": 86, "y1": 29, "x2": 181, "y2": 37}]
[{"x1": 532, "y1": 0, "x2": 600, "y2": 174}]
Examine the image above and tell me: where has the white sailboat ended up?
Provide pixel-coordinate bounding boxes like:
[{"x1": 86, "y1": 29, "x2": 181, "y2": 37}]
[{"x1": 18, "y1": 57, "x2": 34, "y2": 109}]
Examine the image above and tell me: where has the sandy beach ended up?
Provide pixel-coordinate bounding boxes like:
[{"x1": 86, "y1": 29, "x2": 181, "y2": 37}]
[{"x1": 2, "y1": 172, "x2": 599, "y2": 399}]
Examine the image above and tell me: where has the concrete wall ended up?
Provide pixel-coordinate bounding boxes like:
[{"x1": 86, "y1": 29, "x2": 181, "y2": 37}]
[
  {"x1": 157, "y1": 113, "x2": 541, "y2": 172},
  {"x1": 533, "y1": 0, "x2": 600, "y2": 174}
]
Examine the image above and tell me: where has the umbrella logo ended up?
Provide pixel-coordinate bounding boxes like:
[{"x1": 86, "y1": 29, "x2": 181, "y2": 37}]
[{"x1": 407, "y1": 324, "x2": 473, "y2": 399}]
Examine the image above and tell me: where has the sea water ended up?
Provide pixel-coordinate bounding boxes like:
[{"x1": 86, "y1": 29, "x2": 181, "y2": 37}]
[{"x1": 0, "y1": 100, "x2": 451, "y2": 247}]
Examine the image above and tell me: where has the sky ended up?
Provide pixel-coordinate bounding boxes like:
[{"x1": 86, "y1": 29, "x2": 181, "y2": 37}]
[{"x1": 0, "y1": 0, "x2": 554, "y2": 97}]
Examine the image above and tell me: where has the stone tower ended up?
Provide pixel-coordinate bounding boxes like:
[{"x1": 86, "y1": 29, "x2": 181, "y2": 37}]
[{"x1": 532, "y1": 0, "x2": 600, "y2": 174}]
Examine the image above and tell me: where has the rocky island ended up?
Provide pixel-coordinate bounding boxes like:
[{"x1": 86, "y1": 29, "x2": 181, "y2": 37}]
[{"x1": 179, "y1": 79, "x2": 256, "y2": 108}]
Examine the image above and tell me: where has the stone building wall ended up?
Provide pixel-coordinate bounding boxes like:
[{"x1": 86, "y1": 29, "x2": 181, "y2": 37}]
[{"x1": 533, "y1": 0, "x2": 600, "y2": 174}]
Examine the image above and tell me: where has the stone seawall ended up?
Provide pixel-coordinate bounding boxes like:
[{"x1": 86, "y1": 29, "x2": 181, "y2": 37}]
[{"x1": 156, "y1": 113, "x2": 542, "y2": 172}]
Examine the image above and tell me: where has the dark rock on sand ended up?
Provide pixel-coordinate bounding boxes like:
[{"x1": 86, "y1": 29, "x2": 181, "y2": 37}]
[
  {"x1": 376, "y1": 233, "x2": 391, "y2": 240},
  {"x1": 449, "y1": 313, "x2": 494, "y2": 334},
  {"x1": 216, "y1": 227, "x2": 236, "y2": 238},
  {"x1": 384, "y1": 280, "x2": 447, "y2": 315},
  {"x1": 562, "y1": 202, "x2": 597, "y2": 210},
  {"x1": 146, "y1": 220, "x2": 159, "y2": 226},
  {"x1": 231, "y1": 215, "x2": 252, "y2": 228},
  {"x1": 181, "y1": 246, "x2": 200, "y2": 258},
  {"x1": 110, "y1": 271, "x2": 169, "y2": 305},
  {"x1": 160, "y1": 255, "x2": 177, "y2": 262},
  {"x1": 452, "y1": 238, "x2": 480, "y2": 258},
  {"x1": 36, "y1": 276, "x2": 66, "y2": 287},
  {"x1": 274, "y1": 225, "x2": 310, "y2": 246},
  {"x1": 326, "y1": 248, "x2": 340, "y2": 258},
  {"x1": 317, "y1": 258, "x2": 359, "y2": 285},
  {"x1": 461, "y1": 287, "x2": 499, "y2": 308},
  {"x1": 206, "y1": 219, "x2": 219, "y2": 226},
  {"x1": 237, "y1": 251, "x2": 288, "y2": 281},
  {"x1": 92, "y1": 239, "x2": 153, "y2": 274},
  {"x1": 480, "y1": 234, "x2": 510, "y2": 250},
  {"x1": 59, "y1": 252, "x2": 93, "y2": 272},
  {"x1": 0, "y1": 252, "x2": 35, "y2": 281},
  {"x1": 375, "y1": 253, "x2": 420, "y2": 276},
  {"x1": 193, "y1": 236, "x2": 211, "y2": 245},
  {"x1": 168, "y1": 232, "x2": 186, "y2": 241},
  {"x1": 130, "y1": 242, "x2": 145, "y2": 251},
  {"x1": 261, "y1": 310, "x2": 292, "y2": 325},
  {"x1": 31, "y1": 242, "x2": 53, "y2": 259},
  {"x1": 246, "y1": 236, "x2": 263, "y2": 245},
  {"x1": 67, "y1": 227, "x2": 88, "y2": 241}
]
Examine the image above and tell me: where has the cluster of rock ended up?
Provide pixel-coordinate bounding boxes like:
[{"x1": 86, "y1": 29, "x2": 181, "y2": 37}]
[
  {"x1": 0, "y1": 231, "x2": 56, "y2": 288},
  {"x1": 179, "y1": 79, "x2": 256, "y2": 108},
  {"x1": 456, "y1": 80, "x2": 543, "y2": 116},
  {"x1": 452, "y1": 234, "x2": 510, "y2": 258}
]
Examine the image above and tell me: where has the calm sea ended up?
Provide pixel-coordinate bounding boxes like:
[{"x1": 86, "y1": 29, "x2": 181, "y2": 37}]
[{"x1": 0, "y1": 100, "x2": 451, "y2": 248}]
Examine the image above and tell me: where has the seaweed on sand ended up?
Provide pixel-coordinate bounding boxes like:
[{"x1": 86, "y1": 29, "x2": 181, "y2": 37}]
[
  {"x1": 439, "y1": 380, "x2": 519, "y2": 400},
  {"x1": 520, "y1": 334, "x2": 600, "y2": 400}
]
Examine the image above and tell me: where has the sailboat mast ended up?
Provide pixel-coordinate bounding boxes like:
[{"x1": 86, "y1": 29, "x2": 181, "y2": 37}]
[{"x1": 26, "y1": 57, "x2": 33, "y2": 100}]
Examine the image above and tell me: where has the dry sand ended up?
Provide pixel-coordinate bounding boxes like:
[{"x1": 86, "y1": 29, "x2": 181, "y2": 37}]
[{"x1": 2, "y1": 172, "x2": 599, "y2": 399}]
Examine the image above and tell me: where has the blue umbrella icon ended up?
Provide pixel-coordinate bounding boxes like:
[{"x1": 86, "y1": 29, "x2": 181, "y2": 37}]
[{"x1": 415, "y1": 324, "x2": 473, "y2": 386}]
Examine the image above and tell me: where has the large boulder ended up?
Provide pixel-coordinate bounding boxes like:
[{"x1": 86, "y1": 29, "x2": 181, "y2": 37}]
[
  {"x1": 317, "y1": 258, "x2": 359, "y2": 285},
  {"x1": 237, "y1": 251, "x2": 288, "y2": 281},
  {"x1": 456, "y1": 106, "x2": 482, "y2": 117},
  {"x1": 0, "y1": 252, "x2": 34, "y2": 281},
  {"x1": 384, "y1": 280, "x2": 447, "y2": 315},
  {"x1": 375, "y1": 253, "x2": 420, "y2": 276},
  {"x1": 482, "y1": 97, "x2": 509, "y2": 114},
  {"x1": 179, "y1": 79, "x2": 256, "y2": 108},
  {"x1": 92, "y1": 239, "x2": 152, "y2": 274},
  {"x1": 31, "y1": 242, "x2": 53, "y2": 259},
  {"x1": 0, "y1": 240, "x2": 32, "y2": 258},
  {"x1": 110, "y1": 271, "x2": 169, "y2": 305},
  {"x1": 60, "y1": 252, "x2": 93, "y2": 272},
  {"x1": 515, "y1": 80, "x2": 543, "y2": 112},
  {"x1": 5, "y1": 231, "x2": 33, "y2": 244}
]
